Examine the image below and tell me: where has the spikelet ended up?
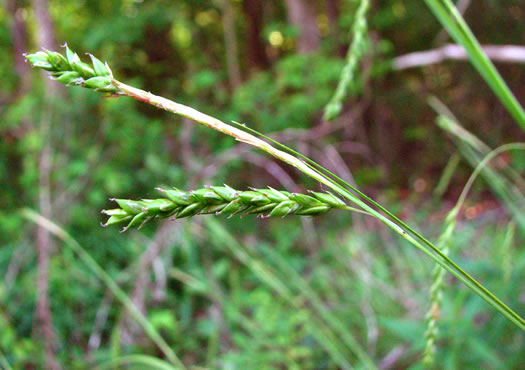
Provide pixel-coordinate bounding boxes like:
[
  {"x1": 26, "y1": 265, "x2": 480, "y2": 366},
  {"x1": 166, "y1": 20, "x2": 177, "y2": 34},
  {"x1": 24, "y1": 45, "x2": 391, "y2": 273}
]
[
  {"x1": 323, "y1": 0, "x2": 370, "y2": 121},
  {"x1": 24, "y1": 44, "x2": 119, "y2": 94},
  {"x1": 102, "y1": 185, "x2": 347, "y2": 232}
]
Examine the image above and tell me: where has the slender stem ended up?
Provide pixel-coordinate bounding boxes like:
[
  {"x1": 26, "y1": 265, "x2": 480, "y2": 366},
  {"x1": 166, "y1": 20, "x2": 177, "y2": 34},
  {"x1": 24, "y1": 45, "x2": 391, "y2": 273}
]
[
  {"x1": 113, "y1": 80, "x2": 330, "y2": 184},
  {"x1": 423, "y1": 143, "x2": 525, "y2": 365},
  {"x1": 455, "y1": 143, "x2": 525, "y2": 210},
  {"x1": 112, "y1": 79, "x2": 525, "y2": 331},
  {"x1": 230, "y1": 120, "x2": 525, "y2": 329}
]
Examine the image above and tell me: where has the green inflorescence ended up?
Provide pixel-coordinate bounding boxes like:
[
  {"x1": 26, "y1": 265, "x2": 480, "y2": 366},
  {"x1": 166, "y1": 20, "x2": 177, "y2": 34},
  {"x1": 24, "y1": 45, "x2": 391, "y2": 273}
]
[
  {"x1": 102, "y1": 185, "x2": 347, "y2": 232},
  {"x1": 24, "y1": 44, "x2": 119, "y2": 94},
  {"x1": 323, "y1": 0, "x2": 370, "y2": 121}
]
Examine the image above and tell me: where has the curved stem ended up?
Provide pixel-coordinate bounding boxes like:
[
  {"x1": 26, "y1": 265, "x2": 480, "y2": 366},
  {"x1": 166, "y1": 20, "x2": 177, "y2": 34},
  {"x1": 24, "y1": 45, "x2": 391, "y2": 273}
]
[{"x1": 113, "y1": 79, "x2": 525, "y2": 331}]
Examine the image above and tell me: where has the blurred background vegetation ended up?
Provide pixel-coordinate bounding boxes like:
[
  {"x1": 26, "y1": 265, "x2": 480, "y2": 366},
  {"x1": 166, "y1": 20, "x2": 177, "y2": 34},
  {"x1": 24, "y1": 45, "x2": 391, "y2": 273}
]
[{"x1": 1, "y1": 0, "x2": 524, "y2": 368}]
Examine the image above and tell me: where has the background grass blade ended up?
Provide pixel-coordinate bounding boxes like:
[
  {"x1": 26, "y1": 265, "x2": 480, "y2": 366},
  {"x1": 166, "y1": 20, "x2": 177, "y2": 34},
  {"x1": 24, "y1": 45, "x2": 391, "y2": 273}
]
[
  {"x1": 228, "y1": 120, "x2": 525, "y2": 331},
  {"x1": 433, "y1": 112, "x2": 525, "y2": 232},
  {"x1": 204, "y1": 218, "x2": 369, "y2": 369},
  {"x1": 0, "y1": 351, "x2": 13, "y2": 370},
  {"x1": 424, "y1": 0, "x2": 525, "y2": 129},
  {"x1": 97, "y1": 355, "x2": 179, "y2": 370},
  {"x1": 423, "y1": 142, "x2": 525, "y2": 365},
  {"x1": 260, "y1": 245, "x2": 376, "y2": 368},
  {"x1": 21, "y1": 209, "x2": 185, "y2": 370}
]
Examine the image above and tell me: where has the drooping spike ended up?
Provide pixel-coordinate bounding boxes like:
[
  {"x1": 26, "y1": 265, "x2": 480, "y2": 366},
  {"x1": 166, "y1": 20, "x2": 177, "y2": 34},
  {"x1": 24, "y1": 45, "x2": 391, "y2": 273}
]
[{"x1": 102, "y1": 185, "x2": 348, "y2": 231}]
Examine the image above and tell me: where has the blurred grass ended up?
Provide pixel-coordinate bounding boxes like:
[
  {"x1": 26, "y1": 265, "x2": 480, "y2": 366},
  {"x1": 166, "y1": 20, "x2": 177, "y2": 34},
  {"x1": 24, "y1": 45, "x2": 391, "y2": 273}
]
[
  {"x1": 21, "y1": 209, "x2": 184, "y2": 369},
  {"x1": 431, "y1": 97, "x2": 525, "y2": 232},
  {"x1": 424, "y1": 0, "x2": 525, "y2": 129},
  {"x1": 2, "y1": 192, "x2": 523, "y2": 367}
]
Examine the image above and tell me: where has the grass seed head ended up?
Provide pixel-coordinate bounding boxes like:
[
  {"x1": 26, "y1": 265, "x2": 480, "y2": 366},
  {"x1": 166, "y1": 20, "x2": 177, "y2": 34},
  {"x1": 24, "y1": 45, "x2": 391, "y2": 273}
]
[
  {"x1": 102, "y1": 185, "x2": 347, "y2": 231},
  {"x1": 24, "y1": 45, "x2": 119, "y2": 94}
]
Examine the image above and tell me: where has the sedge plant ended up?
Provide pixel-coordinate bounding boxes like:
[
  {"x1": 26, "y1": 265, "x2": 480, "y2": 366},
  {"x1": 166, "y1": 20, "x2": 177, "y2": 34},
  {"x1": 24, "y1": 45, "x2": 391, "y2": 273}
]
[
  {"x1": 418, "y1": 0, "x2": 525, "y2": 363},
  {"x1": 24, "y1": 45, "x2": 525, "y2": 334},
  {"x1": 430, "y1": 98, "x2": 525, "y2": 232},
  {"x1": 422, "y1": 98, "x2": 525, "y2": 365}
]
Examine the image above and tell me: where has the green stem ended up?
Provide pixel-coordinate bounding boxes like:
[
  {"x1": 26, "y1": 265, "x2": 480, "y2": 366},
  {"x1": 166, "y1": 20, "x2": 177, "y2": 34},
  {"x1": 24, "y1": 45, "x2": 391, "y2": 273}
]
[
  {"x1": 423, "y1": 143, "x2": 525, "y2": 365},
  {"x1": 113, "y1": 79, "x2": 525, "y2": 331},
  {"x1": 455, "y1": 143, "x2": 525, "y2": 210},
  {"x1": 229, "y1": 121, "x2": 525, "y2": 329}
]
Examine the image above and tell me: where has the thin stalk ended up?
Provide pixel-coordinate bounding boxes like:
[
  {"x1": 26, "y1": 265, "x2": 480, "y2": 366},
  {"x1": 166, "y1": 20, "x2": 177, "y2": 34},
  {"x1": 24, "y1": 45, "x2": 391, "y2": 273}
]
[
  {"x1": 434, "y1": 113, "x2": 525, "y2": 231},
  {"x1": 113, "y1": 80, "x2": 524, "y2": 331},
  {"x1": 423, "y1": 143, "x2": 525, "y2": 366},
  {"x1": 205, "y1": 218, "x2": 356, "y2": 369},
  {"x1": 227, "y1": 121, "x2": 525, "y2": 330},
  {"x1": 455, "y1": 143, "x2": 525, "y2": 210},
  {"x1": 0, "y1": 352, "x2": 13, "y2": 370},
  {"x1": 261, "y1": 246, "x2": 376, "y2": 369},
  {"x1": 22, "y1": 209, "x2": 186, "y2": 370},
  {"x1": 434, "y1": 152, "x2": 461, "y2": 199}
]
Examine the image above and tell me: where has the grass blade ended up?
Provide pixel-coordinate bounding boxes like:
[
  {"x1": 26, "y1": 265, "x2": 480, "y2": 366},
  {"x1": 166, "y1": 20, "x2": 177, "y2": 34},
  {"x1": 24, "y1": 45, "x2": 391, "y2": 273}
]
[
  {"x1": 229, "y1": 121, "x2": 525, "y2": 331},
  {"x1": 97, "y1": 355, "x2": 179, "y2": 370},
  {"x1": 423, "y1": 142, "x2": 525, "y2": 365},
  {"x1": 424, "y1": 0, "x2": 525, "y2": 129},
  {"x1": 21, "y1": 209, "x2": 186, "y2": 370},
  {"x1": 205, "y1": 218, "x2": 360, "y2": 369},
  {"x1": 435, "y1": 113, "x2": 525, "y2": 232}
]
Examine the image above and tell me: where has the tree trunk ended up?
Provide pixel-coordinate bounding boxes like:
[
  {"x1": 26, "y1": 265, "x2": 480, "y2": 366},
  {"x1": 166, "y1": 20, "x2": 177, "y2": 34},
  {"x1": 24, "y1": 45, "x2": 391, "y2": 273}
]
[
  {"x1": 5, "y1": 0, "x2": 31, "y2": 93},
  {"x1": 326, "y1": 0, "x2": 339, "y2": 28},
  {"x1": 33, "y1": 0, "x2": 57, "y2": 58},
  {"x1": 32, "y1": 0, "x2": 60, "y2": 368},
  {"x1": 242, "y1": 0, "x2": 270, "y2": 70},
  {"x1": 221, "y1": 0, "x2": 242, "y2": 89},
  {"x1": 285, "y1": 0, "x2": 320, "y2": 53}
]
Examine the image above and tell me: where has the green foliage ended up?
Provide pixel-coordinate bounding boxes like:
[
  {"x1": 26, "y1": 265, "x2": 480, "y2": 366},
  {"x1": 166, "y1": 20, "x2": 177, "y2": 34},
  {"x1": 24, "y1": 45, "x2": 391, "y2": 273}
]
[
  {"x1": 233, "y1": 54, "x2": 344, "y2": 131},
  {"x1": 1, "y1": 0, "x2": 525, "y2": 368}
]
